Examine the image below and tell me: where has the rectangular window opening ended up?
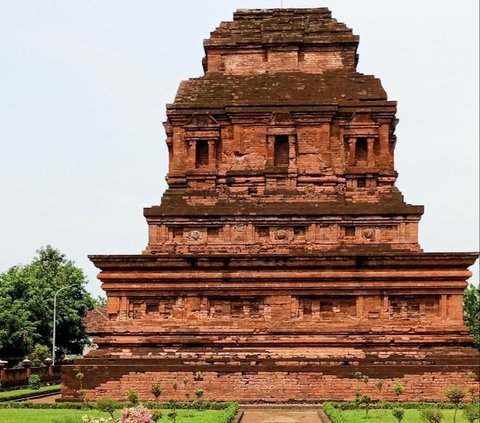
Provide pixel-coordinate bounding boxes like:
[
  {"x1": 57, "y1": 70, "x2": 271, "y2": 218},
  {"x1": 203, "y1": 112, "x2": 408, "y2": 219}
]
[
  {"x1": 250, "y1": 300, "x2": 261, "y2": 317},
  {"x1": 231, "y1": 301, "x2": 243, "y2": 318},
  {"x1": 257, "y1": 226, "x2": 269, "y2": 238},
  {"x1": 195, "y1": 140, "x2": 209, "y2": 167},
  {"x1": 294, "y1": 226, "x2": 306, "y2": 236},
  {"x1": 207, "y1": 227, "x2": 220, "y2": 238},
  {"x1": 320, "y1": 301, "x2": 333, "y2": 313},
  {"x1": 357, "y1": 178, "x2": 366, "y2": 188},
  {"x1": 146, "y1": 303, "x2": 159, "y2": 314},
  {"x1": 355, "y1": 137, "x2": 368, "y2": 162},
  {"x1": 171, "y1": 227, "x2": 183, "y2": 242},
  {"x1": 274, "y1": 135, "x2": 290, "y2": 166},
  {"x1": 302, "y1": 298, "x2": 313, "y2": 317},
  {"x1": 344, "y1": 226, "x2": 356, "y2": 237}
]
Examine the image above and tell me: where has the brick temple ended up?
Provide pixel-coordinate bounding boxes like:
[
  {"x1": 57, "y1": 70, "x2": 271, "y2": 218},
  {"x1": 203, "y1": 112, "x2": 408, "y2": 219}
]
[{"x1": 63, "y1": 8, "x2": 479, "y2": 402}]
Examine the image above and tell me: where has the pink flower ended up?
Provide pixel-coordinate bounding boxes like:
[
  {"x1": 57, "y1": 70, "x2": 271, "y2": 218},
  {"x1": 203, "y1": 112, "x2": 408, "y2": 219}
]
[{"x1": 120, "y1": 406, "x2": 153, "y2": 423}]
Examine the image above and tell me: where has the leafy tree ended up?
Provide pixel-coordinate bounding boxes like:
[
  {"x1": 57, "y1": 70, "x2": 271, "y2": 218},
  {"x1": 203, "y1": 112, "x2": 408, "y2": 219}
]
[
  {"x1": 464, "y1": 284, "x2": 480, "y2": 349},
  {"x1": 0, "y1": 246, "x2": 95, "y2": 364},
  {"x1": 445, "y1": 386, "x2": 468, "y2": 423},
  {"x1": 28, "y1": 344, "x2": 50, "y2": 366},
  {"x1": 92, "y1": 295, "x2": 107, "y2": 308},
  {"x1": 361, "y1": 394, "x2": 372, "y2": 417},
  {"x1": 96, "y1": 398, "x2": 117, "y2": 419}
]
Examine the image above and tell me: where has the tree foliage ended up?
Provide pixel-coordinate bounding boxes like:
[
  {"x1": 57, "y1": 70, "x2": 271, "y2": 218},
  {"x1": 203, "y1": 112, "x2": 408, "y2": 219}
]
[
  {"x1": 0, "y1": 246, "x2": 95, "y2": 364},
  {"x1": 464, "y1": 283, "x2": 480, "y2": 349}
]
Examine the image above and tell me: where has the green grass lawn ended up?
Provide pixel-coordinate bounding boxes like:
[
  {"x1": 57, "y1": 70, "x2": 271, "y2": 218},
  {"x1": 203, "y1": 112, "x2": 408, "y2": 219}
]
[
  {"x1": 339, "y1": 408, "x2": 470, "y2": 422},
  {"x1": 0, "y1": 408, "x2": 232, "y2": 423},
  {"x1": 0, "y1": 385, "x2": 61, "y2": 400}
]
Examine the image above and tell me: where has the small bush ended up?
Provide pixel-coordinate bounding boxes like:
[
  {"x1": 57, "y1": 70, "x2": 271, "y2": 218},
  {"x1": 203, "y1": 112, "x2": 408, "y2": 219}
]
[
  {"x1": 151, "y1": 409, "x2": 162, "y2": 423},
  {"x1": 167, "y1": 410, "x2": 177, "y2": 422},
  {"x1": 361, "y1": 394, "x2": 372, "y2": 416},
  {"x1": 126, "y1": 389, "x2": 139, "y2": 406},
  {"x1": 151, "y1": 383, "x2": 162, "y2": 401},
  {"x1": 463, "y1": 403, "x2": 480, "y2": 423},
  {"x1": 96, "y1": 398, "x2": 117, "y2": 419},
  {"x1": 392, "y1": 407, "x2": 405, "y2": 422},
  {"x1": 393, "y1": 382, "x2": 405, "y2": 399},
  {"x1": 445, "y1": 386, "x2": 468, "y2": 423},
  {"x1": 421, "y1": 409, "x2": 444, "y2": 423},
  {"x1": 28, "y1": 374, "x2": 41, "y2": 390}
]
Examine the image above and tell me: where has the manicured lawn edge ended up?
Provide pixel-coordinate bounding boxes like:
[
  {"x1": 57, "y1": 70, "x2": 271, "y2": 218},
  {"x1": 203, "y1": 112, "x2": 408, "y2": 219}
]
[
  {"x1": 0, "y1": 406, "x2": 239, "y2": 423},
  {"x1": 0, "y1": 399, "x2": 237, "y2": 410},
  {"x1": 0, "y1": 385, "x2": 61, "y2": 402},
  {"x1": 323, "y1": 401, "x2": 476, "y2": 423},
  {"x1": 326, "y1": 400, "x2": 466, "y2": 410}
]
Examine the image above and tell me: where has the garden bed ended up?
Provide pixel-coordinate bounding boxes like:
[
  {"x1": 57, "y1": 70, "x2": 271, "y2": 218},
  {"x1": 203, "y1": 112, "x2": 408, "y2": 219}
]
[
  {"x1": 0, "y1": 385, "x2": 61, "y2": 402},
  {"x1": 324, "y1": 401, "x2": 476, "y2": 423},
  {"x1": 0, "y1": 401, "x2": 238, "y2": 423}
]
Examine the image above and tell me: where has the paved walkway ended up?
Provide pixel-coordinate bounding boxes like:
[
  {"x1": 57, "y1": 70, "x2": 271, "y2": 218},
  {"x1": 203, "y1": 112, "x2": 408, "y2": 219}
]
[
  {"x1": 240, "y1": 408, "x2": 323, "y2": 423},
  {"x1": 26, "y1": 393, "x2": 61, "y2": 402}
]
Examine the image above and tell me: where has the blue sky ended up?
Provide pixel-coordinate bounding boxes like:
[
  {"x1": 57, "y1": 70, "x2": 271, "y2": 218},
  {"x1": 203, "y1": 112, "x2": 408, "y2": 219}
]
[{"x1": 0, "y1": 0, "x2": 478, "y2": 296}]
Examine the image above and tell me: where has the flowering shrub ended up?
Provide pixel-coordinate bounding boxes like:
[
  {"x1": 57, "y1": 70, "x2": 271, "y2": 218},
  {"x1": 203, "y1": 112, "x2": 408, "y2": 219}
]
[{"x1": 120, "y1": 406, "x2": 153, "y2": 423}]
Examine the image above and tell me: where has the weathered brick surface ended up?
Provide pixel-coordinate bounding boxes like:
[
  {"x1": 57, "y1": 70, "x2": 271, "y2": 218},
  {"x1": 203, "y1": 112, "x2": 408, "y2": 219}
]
[
  {"x1": 62, "y1": 365, "x2": 479, "y2": 402},
  {"x1": 62, "y1": 8, "x2": 479, "y2": 402}
]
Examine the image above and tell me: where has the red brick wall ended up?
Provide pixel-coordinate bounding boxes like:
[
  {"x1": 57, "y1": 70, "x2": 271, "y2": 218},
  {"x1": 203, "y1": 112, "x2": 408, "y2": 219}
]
[{"x1": 62, "y1": 367, "x2": 479, "y2": 403}]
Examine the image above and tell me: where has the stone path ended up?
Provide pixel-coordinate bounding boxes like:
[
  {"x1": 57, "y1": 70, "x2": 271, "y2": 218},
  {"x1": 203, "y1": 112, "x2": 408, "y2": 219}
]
[
  {"x1": 240, "y1": 408, "x2": 323, "y2": 423},
  {"x1": 26, "y1": 393, "x2": 61, "y2": 402}
]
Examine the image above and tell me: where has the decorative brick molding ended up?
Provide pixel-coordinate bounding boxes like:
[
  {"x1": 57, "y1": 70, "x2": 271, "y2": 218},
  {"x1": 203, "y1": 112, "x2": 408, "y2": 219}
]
[{"x1": 62, "y1": 8, "x2": 479, "y2": 402}]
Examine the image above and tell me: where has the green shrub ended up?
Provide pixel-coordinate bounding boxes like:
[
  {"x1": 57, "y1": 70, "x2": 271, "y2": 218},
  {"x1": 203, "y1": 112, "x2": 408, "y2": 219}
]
[
  {"x1": 151, "y1": 409, "x2": 162, "y2": 423},
  {"x1": 28, "y1": 374, "x2": 41, "y2": 390},
  {"x1": 445, "y1": 386, "x2": 468, "y2": 423},
  {"x1": 0, "y1": 399, "x2": 235, "y2": 410},
  {"x1": 361, "y1": 394, "x2": 372, "y2": 416},
  {"x1": 95, "y1": 398, "x2": 116, "y2": 419},
  {"x1": 126, "y1": 389, "x2": 139, "y2": 406},
  {"x1": 0, "y1": 385, "x2": 61, "y2": 402},
  {"x1": 75, "y1": 372, "x2": 85, "y2": 389},
  {"x1": 167, "y1": 409, "x2": 177, "y2": 422},
  {"x1": 393, "y1": 382, "x2": 405, "y2": 401},
  {"x1": 151, "y1": 383, "x2": 162, "y2": 402},
  {"x1": 323, "y1": 402, "x2": 347, "y2": 423},
  {"x1": 463, "y1": 403, "x2": 480, "y2": 423},
  {"x1": 421, "y1": 408, "x2": 444, "y2": 423},
  {"x1": 221, "y1": 403, "x2": 238, "y2": 423},
  {"x1": 392, "y1": 407, "x2": 405, "y2": 422}
]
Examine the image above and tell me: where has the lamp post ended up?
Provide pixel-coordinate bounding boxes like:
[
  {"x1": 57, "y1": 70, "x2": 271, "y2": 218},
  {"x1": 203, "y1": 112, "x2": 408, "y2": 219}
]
[{"x1": 52, "y1": 284, "x2": 74, "y2": 366}]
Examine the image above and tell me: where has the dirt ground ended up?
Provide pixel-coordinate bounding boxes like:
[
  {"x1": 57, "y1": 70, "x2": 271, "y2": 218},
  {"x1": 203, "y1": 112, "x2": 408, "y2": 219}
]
[{"x1": 240, "y1": 408, "x2": 323, "y2": 423}]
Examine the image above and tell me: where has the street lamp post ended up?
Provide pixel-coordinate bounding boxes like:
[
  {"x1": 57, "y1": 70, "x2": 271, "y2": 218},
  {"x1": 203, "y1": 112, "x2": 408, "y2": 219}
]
[{"x1": 52, "y1": 284, "x2": 74, "y2": 366}]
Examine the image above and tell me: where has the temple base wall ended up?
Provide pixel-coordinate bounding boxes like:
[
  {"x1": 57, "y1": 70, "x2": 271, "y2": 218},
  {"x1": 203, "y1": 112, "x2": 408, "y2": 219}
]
[{"x1": 62, "y1": 356, "x2": 480, "y2": 402}]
